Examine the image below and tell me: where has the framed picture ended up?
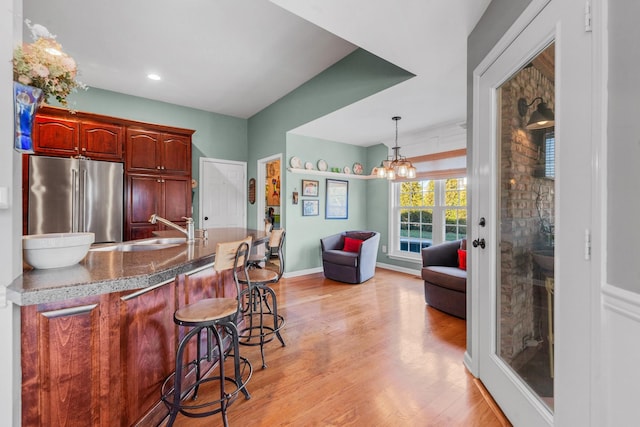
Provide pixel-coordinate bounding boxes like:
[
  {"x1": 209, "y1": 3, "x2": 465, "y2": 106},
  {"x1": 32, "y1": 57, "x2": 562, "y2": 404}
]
[
  {"x1": 325, "y1": 179, "x2": 348, "y2": 219},
  {"x1": 302, "y1": 199, "x2": 319, "y2": 216},
  {"x1": 302, "y1": 179, "x2": 319, "y2": 197},
  {"x1": 292, "y1": 191, "x2": 299, "y2": 205}
]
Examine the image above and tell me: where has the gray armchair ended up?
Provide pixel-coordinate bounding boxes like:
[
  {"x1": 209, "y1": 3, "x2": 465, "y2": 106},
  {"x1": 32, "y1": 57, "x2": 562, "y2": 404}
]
[
  {"x1": 421, "y1": 239, "x2": 467, "y2": 319},
  {"x1": 320, "y1": 231, "x2": 380, "y2": 284}
]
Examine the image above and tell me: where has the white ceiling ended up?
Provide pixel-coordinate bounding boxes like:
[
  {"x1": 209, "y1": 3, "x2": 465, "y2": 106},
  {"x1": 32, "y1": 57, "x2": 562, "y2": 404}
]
[{"x1": 22, "y1": 0, "x2": 490, "y2": 147}]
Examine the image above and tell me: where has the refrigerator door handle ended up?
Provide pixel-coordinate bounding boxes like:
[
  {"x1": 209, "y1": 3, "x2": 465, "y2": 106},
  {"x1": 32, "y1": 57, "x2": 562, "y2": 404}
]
[
  {"x1": 71, "y1": 168, "x2": 78, "y2": 233},
  {"x1": 80, "y1": 168, "x2": 88, "y2": 232}
]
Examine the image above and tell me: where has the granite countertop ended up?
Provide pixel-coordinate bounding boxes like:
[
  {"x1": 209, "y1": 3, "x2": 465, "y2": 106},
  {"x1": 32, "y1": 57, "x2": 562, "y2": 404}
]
[{"x1": 8, "y1": 228, "x2": 268, "y2": 306}]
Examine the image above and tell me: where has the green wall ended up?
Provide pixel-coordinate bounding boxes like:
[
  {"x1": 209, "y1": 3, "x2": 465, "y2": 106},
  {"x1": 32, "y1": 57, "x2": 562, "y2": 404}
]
[
  {"x1": 247, "y1": 48, "x2": 414, "y2": 272},
  {"x1": 285, "y1": 135, "x2": 369, "y2": 271},
  {"x1": 55, "y1": 87, "x2": 248, "y2": 224}
]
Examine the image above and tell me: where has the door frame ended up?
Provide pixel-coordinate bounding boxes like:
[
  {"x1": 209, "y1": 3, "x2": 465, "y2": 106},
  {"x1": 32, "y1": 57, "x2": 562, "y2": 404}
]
[
  {"x1": 198, "y1": 157, "x2": 247, "y2": 228},
  {"x1": 256, "y1": 153, "x2": 282, "y2": 230}
]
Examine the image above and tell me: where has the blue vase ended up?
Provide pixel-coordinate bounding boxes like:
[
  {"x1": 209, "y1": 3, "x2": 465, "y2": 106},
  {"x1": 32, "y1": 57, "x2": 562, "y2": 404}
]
[{"x1": 14, "y1": 82, "x2": 44, "y2": 154}]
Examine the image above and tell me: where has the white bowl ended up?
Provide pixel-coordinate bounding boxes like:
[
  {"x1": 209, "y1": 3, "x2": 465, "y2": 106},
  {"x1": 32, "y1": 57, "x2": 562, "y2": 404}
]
[{"x1": 23, "y1": 232, "x2": 95, "y2": 269}]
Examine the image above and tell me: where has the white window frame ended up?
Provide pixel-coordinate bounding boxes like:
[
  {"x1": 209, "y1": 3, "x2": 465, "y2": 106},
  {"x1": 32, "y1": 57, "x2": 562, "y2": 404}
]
[{"x1": 388, "y1": 177, "x2": 467, "y2": 262}]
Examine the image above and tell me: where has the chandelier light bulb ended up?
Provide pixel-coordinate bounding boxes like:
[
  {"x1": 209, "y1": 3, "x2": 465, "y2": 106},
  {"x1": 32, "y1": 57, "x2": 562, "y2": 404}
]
[{"x1": 386, "y1": 168, "x2": 396, "y2": 180}]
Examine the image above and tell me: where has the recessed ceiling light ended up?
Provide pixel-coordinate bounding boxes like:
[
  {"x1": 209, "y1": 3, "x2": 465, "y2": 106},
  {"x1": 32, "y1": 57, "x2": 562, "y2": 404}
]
[{"x1": 147, "y1": 73, "x2": 161, "y2": 81}]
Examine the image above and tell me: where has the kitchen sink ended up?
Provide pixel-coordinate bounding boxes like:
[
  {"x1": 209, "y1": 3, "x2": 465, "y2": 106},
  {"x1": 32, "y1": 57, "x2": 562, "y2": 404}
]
[{"x1": 90, "y1": 237, "x2": 186, "y2": 252}]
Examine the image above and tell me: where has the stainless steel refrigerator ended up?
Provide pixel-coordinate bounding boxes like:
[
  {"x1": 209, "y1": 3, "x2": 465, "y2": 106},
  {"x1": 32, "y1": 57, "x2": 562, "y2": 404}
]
[{"x1": 28, "y1": 156, "x2": 124, "y2": 243}]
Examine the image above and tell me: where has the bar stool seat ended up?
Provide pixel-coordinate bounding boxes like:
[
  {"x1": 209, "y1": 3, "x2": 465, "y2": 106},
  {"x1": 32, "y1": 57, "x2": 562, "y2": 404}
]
[
  {"x1": 161, "y1": 237, "x2": 253, "y2": 427},
  {"x1": 175, "y1": 298, "x2": 237, "y2": 323},
  {"x1": 237, "y1": 229, "x2": 286, "y2": 368},
  {"x1": 238, "y1": 268, "x2": 278, "y2": 284}
]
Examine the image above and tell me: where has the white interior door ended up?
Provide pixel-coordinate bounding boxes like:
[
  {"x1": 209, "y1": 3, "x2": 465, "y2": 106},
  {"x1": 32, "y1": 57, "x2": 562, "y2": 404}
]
[
  {"x1": 199, "y1": 158, "x2": 246, "y2": 229},
  {"x1": 471, "y1": 0, "x2": 593, "y2": 425}
]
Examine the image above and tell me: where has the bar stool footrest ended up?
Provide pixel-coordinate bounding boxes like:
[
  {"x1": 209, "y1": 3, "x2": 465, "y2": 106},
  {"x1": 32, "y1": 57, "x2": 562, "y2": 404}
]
[
  {"x1": 161, "y1": 356, "x2": 252, "y2": 419},
  {"x1": 239, "y1": 314, "x2": 286, "y2": 346}
]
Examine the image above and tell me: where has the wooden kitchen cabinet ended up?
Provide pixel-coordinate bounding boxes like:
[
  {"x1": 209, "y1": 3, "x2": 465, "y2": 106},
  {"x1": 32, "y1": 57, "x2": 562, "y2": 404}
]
[
  {"x1": 119, "y1": 280, "x2": 177, "y2": 426},
  {"x1": 80, "y1": 121, "x2": 124, "y2": 160},
  {"x1": 33, "y1": 111, "x2": 124, "y2": 161},
  {"x1": 126, "y1": 128, "x2": 191, "y2": 175},
  {"x1": 21, "y1": 294, "x2": 115, "y2": 426},
  {"x1": 33, "y1": 114, "x2": 78, "y2": 157},
  {"x1": 126, "y1": 173, "x2": 192, "y2": 240}
]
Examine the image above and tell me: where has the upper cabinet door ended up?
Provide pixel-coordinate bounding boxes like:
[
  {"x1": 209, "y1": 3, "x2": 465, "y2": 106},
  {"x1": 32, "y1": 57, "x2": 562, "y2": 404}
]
[
  {"x1": 161, "y1": 133, "x2": 191, "y2": 175},
  {"x1": 33, "y1": 115, "x2": 79, "y2": 157},
  {"x1": 126, "y1": 128, "x2": 161, "y2": 173},
  {"x1": 80, "y1": 122, "x2": 124, "y2": 161}
]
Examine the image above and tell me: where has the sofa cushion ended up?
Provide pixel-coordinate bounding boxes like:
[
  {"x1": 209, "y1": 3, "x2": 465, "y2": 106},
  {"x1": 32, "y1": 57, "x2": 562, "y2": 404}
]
[
  {"x1": 343, "y1": 237, "x2": 363, "y2": 253},
  {"x1": 421, "y1": 266, "x2": 467, "y2": 293},
  {"x1": 458, "y1": 249, "x2": 467, "y2": 270},
  {"x1": 323, "y1": 249, "x2": 358, "y2": 267}
]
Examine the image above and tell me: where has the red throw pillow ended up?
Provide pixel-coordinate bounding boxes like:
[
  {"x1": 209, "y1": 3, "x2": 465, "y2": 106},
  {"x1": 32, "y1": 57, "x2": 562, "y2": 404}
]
[
  {"x1": 343, "y1": 237, "x2": 364, "y2": 253},
  {"x1": 458, "y1": 249, "x2": 467, "y2": 270}
]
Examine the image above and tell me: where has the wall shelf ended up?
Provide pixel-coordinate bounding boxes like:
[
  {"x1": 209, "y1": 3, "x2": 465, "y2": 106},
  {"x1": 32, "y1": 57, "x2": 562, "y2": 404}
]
[{"x1": 287, "y1": 167, "x2": 375, "y2": 180}]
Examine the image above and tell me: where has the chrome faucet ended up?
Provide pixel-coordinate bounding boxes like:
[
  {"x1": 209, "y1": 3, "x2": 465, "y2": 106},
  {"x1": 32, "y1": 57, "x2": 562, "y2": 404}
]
[{"x1": 149, "y1": 214, "x2": 195, "y2": 242}]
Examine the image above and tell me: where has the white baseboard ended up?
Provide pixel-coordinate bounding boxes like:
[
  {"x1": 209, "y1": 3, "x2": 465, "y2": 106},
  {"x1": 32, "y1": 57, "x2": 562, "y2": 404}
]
[
  {"x1": 283, "y1": 263, "x2": 421, "y2": 279},
  {"x1": 376, "y1": 262, "x2": 421, "y2": 277},
  {"x1": 282, "y1": 267, "x2": 323, "y2": 279}
]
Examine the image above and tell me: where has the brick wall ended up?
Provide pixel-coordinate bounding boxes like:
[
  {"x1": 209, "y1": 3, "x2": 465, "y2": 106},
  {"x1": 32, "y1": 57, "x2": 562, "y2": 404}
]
[{"x1": 498, "y1": 65, "x2": 555, "y2": 361}]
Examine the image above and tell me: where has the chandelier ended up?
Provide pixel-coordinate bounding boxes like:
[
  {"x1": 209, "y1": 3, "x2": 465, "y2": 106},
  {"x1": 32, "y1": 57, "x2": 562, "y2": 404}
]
[{"x1": 376, "y1": 116, "x2": 416, "y2": 180}]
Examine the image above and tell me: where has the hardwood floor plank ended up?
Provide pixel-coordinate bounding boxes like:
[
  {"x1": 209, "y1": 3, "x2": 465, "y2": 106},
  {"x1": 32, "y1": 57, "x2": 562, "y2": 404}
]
[{"x1": 166, "y1": 269, "x2": 507, "y2": 426}]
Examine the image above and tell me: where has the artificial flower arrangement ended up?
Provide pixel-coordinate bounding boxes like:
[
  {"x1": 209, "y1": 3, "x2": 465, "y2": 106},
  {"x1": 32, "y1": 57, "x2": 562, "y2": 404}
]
[{"x1": 12, "y1": 20, "x2": 86, "y2": 106}]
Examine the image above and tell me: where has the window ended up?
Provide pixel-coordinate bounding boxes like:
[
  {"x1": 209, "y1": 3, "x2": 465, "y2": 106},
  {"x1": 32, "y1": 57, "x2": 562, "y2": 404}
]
[
  {"x1": 534, "y1": 128, "x2": 555, "y2": 179},
  {"x1": 391, "y1": 177, "x2": 467, "y2": 258},
  {"x1": 544, "y1": 130, "x2": 555, "y2": 178}
]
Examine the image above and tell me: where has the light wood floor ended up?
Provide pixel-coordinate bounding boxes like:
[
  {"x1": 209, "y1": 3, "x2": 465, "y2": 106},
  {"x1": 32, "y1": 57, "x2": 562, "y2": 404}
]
[{"x1": 169, "y1": 268, "x2": 509, "y2": 426}]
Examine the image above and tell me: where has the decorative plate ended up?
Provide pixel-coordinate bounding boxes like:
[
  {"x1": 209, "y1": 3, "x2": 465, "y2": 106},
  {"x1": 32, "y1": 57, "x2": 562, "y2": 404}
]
[
  {"x1": 352, "y1": 162, "x2": 364, "y2": 175},
  {"x1": 343, "y1": 166, "x2": 351, "y2": 174},
  {"x1": 317, "y1": 159, "x2": 328, "y2": 171},
  {"x1": 304, "y1": 161, "x2": 314, "y2": 170},
  {"x1": 290, "y1": 156, "x2": 302, "y2": 169}
]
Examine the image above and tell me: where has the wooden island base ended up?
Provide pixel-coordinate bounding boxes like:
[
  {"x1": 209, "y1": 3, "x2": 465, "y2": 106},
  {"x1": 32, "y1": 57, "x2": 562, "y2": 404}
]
[{"x1": 21, "y1": 265, "x2": 236, "y2": 426}]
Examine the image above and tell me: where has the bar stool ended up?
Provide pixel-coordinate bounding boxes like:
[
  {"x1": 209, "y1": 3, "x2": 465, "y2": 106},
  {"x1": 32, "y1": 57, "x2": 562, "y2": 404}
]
[
  {"x1": 238, "y1": 229, "x2": 286, "y2": 368},
  {"x1": 161, "y1": 237, "x2": 253, "y2": 427},
  {"x1": 247, "y1": 219, "x2": 273, "y2": 269}
]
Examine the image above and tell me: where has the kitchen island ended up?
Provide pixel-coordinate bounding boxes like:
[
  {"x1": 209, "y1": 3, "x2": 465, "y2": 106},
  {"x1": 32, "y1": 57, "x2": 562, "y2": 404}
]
[{"x1": 9, "y1": 227, "x2": 268, "y2": 427}]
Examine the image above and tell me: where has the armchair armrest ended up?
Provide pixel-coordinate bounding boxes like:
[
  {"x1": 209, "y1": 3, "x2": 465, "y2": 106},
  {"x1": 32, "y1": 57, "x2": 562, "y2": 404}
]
[{"x1": 358, "y1": 232, "x2": 380, "y2": 261}]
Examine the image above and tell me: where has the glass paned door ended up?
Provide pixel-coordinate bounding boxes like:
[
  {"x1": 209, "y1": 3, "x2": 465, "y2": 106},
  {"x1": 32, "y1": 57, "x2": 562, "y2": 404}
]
[{"x1": 496, "y1": 43, "x2": 555, "y2": 410}]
